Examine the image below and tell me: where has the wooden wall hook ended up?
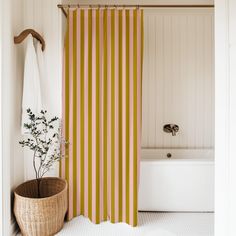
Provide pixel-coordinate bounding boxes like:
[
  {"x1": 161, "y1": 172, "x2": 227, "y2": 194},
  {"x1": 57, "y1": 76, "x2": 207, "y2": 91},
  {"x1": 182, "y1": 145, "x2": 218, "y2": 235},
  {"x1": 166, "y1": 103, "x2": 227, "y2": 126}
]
[{"x1": 14, "y1": 29, "x2": 45, "y2": 51}]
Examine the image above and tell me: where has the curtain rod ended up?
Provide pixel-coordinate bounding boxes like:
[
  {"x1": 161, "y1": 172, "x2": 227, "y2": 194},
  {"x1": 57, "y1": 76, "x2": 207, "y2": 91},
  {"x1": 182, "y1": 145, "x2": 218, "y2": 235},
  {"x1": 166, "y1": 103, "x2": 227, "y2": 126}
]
[{"x1": 57, "y1": 4, "x2": 214, "y2": 17}]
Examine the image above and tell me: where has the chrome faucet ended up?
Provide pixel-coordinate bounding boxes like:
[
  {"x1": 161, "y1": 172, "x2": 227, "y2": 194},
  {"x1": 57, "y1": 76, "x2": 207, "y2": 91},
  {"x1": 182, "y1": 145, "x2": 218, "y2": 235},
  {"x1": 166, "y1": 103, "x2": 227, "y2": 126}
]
[{"x1": 163, "y1": 124, "x2": 179, "y2": 136}]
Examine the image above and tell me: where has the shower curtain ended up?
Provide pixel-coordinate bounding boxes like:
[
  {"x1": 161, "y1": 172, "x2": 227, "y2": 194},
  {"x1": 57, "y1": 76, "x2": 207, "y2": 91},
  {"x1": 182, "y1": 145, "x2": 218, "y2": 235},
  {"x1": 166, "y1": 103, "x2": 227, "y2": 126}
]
[{"x1": 60, "y1": 8, "x2": 143, "y2": 226}]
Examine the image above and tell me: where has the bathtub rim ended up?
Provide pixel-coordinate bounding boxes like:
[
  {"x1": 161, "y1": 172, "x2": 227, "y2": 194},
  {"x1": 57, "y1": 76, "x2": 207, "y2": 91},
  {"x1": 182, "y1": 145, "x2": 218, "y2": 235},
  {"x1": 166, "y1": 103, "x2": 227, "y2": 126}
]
[{"x1": 141, "y1": 148, "x2": 214, "y2": 163}]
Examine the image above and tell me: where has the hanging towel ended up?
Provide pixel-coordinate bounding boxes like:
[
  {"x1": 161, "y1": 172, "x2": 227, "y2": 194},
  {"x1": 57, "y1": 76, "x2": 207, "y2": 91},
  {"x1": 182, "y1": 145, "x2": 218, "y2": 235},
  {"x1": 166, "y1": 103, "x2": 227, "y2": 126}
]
[
  {"x1": 21, "y1": 35, "x2": 42, "y2": 134},
  {"x1": 36, "y1": 40, "x2": 48, "y2": 112}
]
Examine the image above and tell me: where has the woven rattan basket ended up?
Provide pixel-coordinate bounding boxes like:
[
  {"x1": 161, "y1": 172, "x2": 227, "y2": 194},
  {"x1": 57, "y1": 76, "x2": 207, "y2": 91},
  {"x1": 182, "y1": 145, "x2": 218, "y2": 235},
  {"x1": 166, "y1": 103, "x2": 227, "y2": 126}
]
[{"x1": 14, "y1": 177, "x2": 68, "y2": 236}]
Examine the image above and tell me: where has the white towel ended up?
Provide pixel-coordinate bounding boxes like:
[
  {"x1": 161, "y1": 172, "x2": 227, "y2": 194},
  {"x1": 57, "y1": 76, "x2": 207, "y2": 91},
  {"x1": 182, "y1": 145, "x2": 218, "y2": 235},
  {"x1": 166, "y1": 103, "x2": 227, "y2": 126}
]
[
  {"x1": 36, "y1": 40, "x2": 49, "y2": 113},
  {"x1": 21, "y1": 35, "x2": 42, "y2": 134}
]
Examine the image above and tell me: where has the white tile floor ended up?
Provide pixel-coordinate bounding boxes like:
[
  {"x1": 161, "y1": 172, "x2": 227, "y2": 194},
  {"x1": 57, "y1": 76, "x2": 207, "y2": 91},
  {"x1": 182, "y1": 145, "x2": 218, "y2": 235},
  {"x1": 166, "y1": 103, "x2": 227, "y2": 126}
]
[{"x1": 56, "y1": 212, "x2": 214, "y2": 236}]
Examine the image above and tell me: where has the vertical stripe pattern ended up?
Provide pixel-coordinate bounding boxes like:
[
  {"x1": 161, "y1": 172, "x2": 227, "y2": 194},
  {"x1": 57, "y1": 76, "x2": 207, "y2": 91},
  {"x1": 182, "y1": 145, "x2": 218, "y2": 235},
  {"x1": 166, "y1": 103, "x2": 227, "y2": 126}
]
[{"x1": 61, "y1": 8, "x2": 143, "y2": 227}]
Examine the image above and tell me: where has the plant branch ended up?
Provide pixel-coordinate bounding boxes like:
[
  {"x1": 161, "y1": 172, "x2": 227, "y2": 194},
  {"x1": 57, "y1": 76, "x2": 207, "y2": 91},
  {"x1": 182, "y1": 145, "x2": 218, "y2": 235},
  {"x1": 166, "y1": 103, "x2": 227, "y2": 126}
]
[
  {"x1": 33, "y1": 149, "x2": 38, "y2": 179},
  {"x1": 20, "y1": 109, "x2": 62, "y2": 182}
]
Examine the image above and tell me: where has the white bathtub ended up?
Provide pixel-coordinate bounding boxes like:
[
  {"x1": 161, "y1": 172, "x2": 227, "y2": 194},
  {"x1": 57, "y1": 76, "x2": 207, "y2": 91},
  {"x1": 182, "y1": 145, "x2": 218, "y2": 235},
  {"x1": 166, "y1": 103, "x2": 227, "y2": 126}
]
[{"x1": 138, "y1": 149, "x2": 214, "y2": 212}]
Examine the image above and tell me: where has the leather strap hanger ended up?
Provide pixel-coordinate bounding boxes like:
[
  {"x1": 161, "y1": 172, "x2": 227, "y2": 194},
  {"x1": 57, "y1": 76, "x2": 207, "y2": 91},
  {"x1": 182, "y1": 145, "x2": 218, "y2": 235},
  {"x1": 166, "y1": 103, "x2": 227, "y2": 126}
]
[{"x1": 14, "y1": 29, "x2": 45, "y2": 51}]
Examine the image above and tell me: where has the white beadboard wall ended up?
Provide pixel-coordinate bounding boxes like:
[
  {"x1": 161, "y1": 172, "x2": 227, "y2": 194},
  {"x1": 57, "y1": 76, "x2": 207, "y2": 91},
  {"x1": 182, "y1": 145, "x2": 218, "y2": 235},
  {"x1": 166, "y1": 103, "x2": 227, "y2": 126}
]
[
  {"x1": 23, "y1": 0, "x2": 63, "y2": 117},
  {"x1": 142, "y1": 9, "x2": 214, "y2": 149},
  {"x1": 21, "y1": 2, "x2": 214, "y2": 180},
  {"x1": 23, "y1": 0, "x2": 63, "y2": 180}
]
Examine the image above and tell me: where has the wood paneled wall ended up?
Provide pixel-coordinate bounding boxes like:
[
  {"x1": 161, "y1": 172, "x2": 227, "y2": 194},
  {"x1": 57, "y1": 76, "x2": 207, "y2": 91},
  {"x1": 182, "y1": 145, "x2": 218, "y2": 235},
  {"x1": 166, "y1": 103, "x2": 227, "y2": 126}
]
[
  {"x1": 22, "y1": 3, "x2": 214, "y2": 152},
  {"x1": 23, "y1": 0, "x2": 63, "y2": 117},
  {"x1": 142, "y1": 9, "x2": 214, "y2": 148},
  {"x1": 23, "y1": 0, "x2": 63, "y2": 179}
]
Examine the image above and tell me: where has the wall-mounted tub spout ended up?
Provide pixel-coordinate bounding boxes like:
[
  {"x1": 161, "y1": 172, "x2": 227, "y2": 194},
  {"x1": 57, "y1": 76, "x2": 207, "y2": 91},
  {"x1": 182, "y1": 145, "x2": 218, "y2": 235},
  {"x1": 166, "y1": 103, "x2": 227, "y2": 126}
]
[{"x1": 163, "y1": 124, "x2": 179, "y2": 136}]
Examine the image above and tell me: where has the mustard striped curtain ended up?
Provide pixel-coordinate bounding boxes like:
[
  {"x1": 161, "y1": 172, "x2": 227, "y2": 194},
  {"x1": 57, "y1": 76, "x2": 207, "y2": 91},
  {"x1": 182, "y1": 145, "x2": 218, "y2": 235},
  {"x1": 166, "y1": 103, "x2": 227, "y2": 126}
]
[{"x1": 60, "y1": 8, "x2": 143, "y2": 226}]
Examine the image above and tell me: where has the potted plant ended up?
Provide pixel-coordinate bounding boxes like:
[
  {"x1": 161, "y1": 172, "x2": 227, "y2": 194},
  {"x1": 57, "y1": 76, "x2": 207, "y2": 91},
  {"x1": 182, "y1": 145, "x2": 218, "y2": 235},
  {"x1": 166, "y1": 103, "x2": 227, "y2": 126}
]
[{"x1": 14, "y1": 109, "x2": 68, "y2": 236}]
